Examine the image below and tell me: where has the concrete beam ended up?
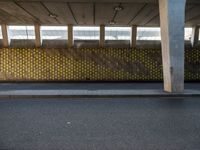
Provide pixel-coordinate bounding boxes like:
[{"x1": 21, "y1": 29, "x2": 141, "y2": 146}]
[
  {"x1": 131, "y1": 26, "x2": 137, "y2": 48},
  {"x1": 191, "y1": 26, "x2": 199, "y2": 48},
  {"x1": 68, "y1": 24, "x2": 73, "y2": 48},
  {"x1": 99, "y1": 25, "x2": 105, "y2": 47},
  {"x1": 14, "y1": 0, "x2": 158, "y2": 3},
  {"x1": 1, "y1": 24, "x2": 9, "y2": 47},
  {"x1": 12, "y1": 0, "x2": 200, "y2": 4},
  {"x1": 159, "y1": 0, "x2": 186, "y2": 93},
  {"x1": 34, "y1": 24, "x2": 41, "y2": 47}
]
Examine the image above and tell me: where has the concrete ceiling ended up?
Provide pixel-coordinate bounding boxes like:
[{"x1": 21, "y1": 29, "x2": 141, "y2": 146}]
[{"x1": 0, "y1": 0, "x2": 199, "y2": 26}]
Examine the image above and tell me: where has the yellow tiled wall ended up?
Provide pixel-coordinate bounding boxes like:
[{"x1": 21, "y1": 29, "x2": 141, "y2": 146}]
[{"x1": 0, "y1": 48, "x2": 199, "y2": 81}]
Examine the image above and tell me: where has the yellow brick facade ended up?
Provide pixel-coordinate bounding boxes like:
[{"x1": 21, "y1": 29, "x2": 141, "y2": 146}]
[{"x1": 0, "y1": 48, "x2": 199, "y2": 81}]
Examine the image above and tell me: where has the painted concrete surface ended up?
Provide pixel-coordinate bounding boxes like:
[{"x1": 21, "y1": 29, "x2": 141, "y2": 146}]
[
  {"x1": 0, "y1": 83, "x2": 199, "y2": 97},
  {"x1": 0, "y1": 83, "x2": 200, "y2": 90},
  {"x1": 0, "y1": 89, "x2": 200, "y2": 98},
  {"x1": 0, "y1": 97, "x2": 200, "y2": 150}
]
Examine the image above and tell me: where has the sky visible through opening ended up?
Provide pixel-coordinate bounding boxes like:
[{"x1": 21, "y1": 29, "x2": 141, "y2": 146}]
[{"x1": 0, "y1": 26, "x2": 195, "y2": 41}]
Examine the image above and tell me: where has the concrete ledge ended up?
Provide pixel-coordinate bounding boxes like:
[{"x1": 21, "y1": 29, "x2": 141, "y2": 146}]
[{"x1": 0, "y1": 89, "x2": 200, "y2": 99}]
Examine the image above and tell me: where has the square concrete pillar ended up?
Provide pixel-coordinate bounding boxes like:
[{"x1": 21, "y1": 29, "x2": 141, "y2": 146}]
[
  {"x1": 99, "y1": 25, "x2": 105, "y2": 47},
  {"x1": 131, "y1": 26, "x2": 137, "y2": 48},
  {"x1": 1, "y1": 24, "x2": 9, "y2": 47},
  {"x1": 159, "y1": 0, "x2": 186, "y2": 93},
  {"x1": 68, "y1": 24, "x2": 73, "y2": 48},
  {"x1": 34, "y1": 24, "x2": 41, "y2": 47},
  {"x1": 191, "y1": 26, "x2": 199, "y2": 48}
]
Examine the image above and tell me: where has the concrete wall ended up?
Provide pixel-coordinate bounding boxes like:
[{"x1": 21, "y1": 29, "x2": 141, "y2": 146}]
[
  {"x1": 2, "y1": 39, "x2": 200, "y2": 49},
  {"x1": 0, "y1": 40, "x2": 3, "y2": 48},
  {"x1": 42, "y1": 40, "x2": 67, "y2": 48},
  {"x1": 74, "y1": 40, "x2": 99, "y2": 48},
  {"x1": 105, "y1": 40, "x2": 130, "y2": 48},
  {"x1": 10, "y1": 40, "x2": 35, "y2": 48},
  {"x1": 136, "y1": 40, "x2": 161, "y2": 49}
]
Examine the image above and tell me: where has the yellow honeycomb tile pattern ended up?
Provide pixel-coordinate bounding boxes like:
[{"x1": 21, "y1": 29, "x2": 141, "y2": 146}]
[{"x1": 0, "y1": 48, "x2": 199, "y2": 81}]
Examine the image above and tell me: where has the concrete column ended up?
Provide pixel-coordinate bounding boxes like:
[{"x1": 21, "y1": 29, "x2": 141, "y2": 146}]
[
  {"x1": 159, "y1": 0, "x2": 186, "y2": 93},
  {"x1": 131, "y1": 25, "x2": 137, "y2": 48},
  {"x1": 34, "y1": 24, "x2": 41, "y2": 47},
  {"x1": 99, "y1": 25, "x2": 105, "y2": 47},
  {"x1": 1, "y1": 24, "x2": 9, "y2": 47},
  {"x1": 191, "y1": 26, "x2": 199, "y2": 48},
  {"x1": 68, "y1": 24, "x2": 73, "y2": 48}
]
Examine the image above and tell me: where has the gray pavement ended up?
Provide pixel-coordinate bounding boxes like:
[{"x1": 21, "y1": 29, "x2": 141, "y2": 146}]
[
  {"x1": 0, "y1": 82, "x2": 200, "y2": 90},
  {"x1": 0, "y1": 83, "x2": 200, "y2": 98},
  {"x1": 0, "y1": 97, "x2": 200, "y2": 150}
]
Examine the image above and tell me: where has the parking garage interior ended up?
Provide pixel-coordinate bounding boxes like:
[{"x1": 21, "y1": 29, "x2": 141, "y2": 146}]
[
  {"x1": 0, "y1": 0, "x2": 199, "y2": 91},
  {"x1": 0, "y1": 0, "x2": 200, "y2": 149}
]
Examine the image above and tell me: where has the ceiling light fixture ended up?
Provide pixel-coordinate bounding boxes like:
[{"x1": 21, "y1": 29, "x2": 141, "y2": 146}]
[
  {"x1": 109, "y1": 20, "x2": 116, "y2": 25},
  {"x1": 49, "y1": 13, "x2": 58, "y2": 18},
  {"x1": 114, "y1": 6, "x2": 123, "y2": 11}
]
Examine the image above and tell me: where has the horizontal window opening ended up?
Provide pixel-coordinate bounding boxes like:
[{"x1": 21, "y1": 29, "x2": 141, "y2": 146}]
[
  {"x1": 8, "y1": 26, "x2": 35, "y2": 40},
  {"x1": 74, "y1": 26, "x2": 100, "y2": 40},
  {"x1": 185, "y1": 28, "x2": 192, "y2": 41},
  {"x1": 41, "y1": 26, "x2": 68, "y2": 40},
  {"x1": 0, "y1": 25, "x2": 197, "y2": 45},
  {"x1": 0, "y1": 26, "x2": 2, "y2": 39},
  {"x1": 137, "y1": 27, "x2": 161, "y2": 41},
  {"x1": 105, "y1": 27, "x2": 131, "y2": 40}
]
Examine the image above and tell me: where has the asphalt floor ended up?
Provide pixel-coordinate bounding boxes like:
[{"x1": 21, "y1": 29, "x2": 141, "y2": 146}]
[{"x1": 0, "y1": 97, "x2": 200, "y2": 150}]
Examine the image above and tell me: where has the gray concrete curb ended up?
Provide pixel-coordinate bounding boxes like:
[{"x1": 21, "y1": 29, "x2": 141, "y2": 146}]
[{"x1": 0, "y1": 89, "x2": 200, "y2": 99}]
